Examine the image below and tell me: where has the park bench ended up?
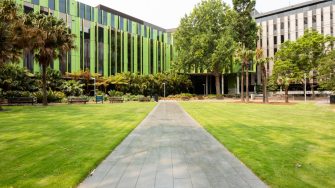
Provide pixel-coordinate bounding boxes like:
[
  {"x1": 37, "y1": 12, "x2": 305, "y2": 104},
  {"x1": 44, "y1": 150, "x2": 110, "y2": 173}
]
[
  {"x1": 68, "y1": 97, "x2": 88, "y2": 104},
  {"x1": 138, "y1": 97, "x2": 151, "y2": 102},
  {"x1": 109, "y1": 97, "x2": 124, "y2": 103},
  {"x1": 8, "y1": 97, "x2": 37, "y2": 105}
]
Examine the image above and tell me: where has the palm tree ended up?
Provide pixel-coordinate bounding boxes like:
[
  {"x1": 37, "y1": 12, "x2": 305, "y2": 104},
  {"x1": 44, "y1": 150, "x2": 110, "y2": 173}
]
[
  {"x1": 255, "y1": 48, "x2": 271, "y2": 103},
  {"x1": 236, "y1": 44, "x2": 254, "y2": 103},
  {"x1": 27, "y1": 14, "x2": 75, "y2": 106}
]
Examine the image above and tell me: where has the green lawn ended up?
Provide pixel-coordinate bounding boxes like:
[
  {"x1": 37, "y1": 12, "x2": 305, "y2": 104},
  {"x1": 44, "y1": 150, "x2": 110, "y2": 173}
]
[
  {"x1": 181, "y1": 102, "x2": 335, "y2": 188},
  {"x1": 0, "y1": 103, "x2": 155, "y2": 187}
]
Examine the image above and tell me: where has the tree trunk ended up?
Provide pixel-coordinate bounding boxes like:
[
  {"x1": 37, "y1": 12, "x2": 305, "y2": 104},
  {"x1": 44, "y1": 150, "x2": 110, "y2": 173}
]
[
  {"x1": 214, "y1": 74, "x2": 221, "y2": 96},
  {"x1": 262, "y1": 64, "x2": 268, "y2": 103},
  {"x1": 241, "y1": 64, "x2": 245, "y2": 102},
  {"x1": 42, "y1": 64, "x2": 48, "y2": 106},
  {"x1": 311, "y1": 85, "x2": 315, "y2": 100},
  {"x1": 285, "y1": 86, "x2": 289, "y2": 103},
  {"x1": 246, "y1": 63, "x2": 249, "y2": 103}
]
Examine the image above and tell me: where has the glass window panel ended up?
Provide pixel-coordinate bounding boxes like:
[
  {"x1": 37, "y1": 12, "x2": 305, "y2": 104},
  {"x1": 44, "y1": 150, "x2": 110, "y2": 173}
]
[
  {"x1": 128, "y1": 21, "x2": 132, "y2": 33},
  {"x1": 48, "y1": 0, "x2": 55, "y2": 10},
  {"x1": 85, "y1": 6, "x2": 91, "y2": 20},
  {"x1": 98, "y1": 10, "x2": 102, "y2": 24},
  {"x1": 120, "y1": 17, "x2": 124, "y2": 30},
  {"x1": 103, "y1": 11, "x2": 107, "y2": 25},
  {"x1": 80, "y1": 3, "x2": 85, "y2": 19},
  {"x1": 111, "y1": 14, "x2": 115, "y2": 28},
  {"x1": 59, "y1": 0, "x2": 66, "y2": 13},
  {"x1": 32, "y1": 0, "x2": 39, "y2": 5},
  {"x1": 67, "y1": 0, "x2": 70, "y2": 14}
]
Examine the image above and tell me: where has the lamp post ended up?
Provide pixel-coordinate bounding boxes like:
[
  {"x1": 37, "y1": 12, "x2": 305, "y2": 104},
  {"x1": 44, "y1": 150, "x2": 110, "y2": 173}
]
[
  {"x1": 203, "y1": 84, "x2": 206, "y2": 96},
  {"x1": 91, "y1": 77, "x2": 96, "y2": 97},
  {"x1": 304, "y1": 73, "x2": 307, "y2": 103},
  {"x1": 163, "y1": 82, "x2": 166, "y2": 98}
]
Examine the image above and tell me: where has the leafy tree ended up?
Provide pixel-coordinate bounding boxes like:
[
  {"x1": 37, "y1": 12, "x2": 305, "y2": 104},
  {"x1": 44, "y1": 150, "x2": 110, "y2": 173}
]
[
  {"x1": 317, "y1": 50, "x2": 335, "y2": 92},
  {"x1": 232, "y1": 0, "x2": 258, "y2": 50},
  {"x1": 26, "y1": 14, "x2": 75, "y2": 106},
  {"x1": 0, "y1": 0, "x2": 23, "y2": 65},
  {"x1": 273, "y1": 41, "x2": 303, "y2": 103},
  {"x1": 236, "y1": 44, "x2": 254, "y2": 102},
  {"x1": 294, "y1": 30, "x2": 334, "y2": 98},
  {"x1": 174, "y1": 0, "x2": 236, "y2": 95}
]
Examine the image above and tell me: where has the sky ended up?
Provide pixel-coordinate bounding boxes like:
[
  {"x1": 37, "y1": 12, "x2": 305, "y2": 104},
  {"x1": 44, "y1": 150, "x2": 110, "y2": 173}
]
[{"x1": 77, "y1": 0, "x2": 310, "y2": 29}]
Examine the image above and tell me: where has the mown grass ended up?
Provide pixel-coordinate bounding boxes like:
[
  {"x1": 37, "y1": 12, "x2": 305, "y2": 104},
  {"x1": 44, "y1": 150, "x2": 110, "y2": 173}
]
[
  {"x1": 181, "y1": 102, "x2": 335, "y2": 188},
  {"x1": 0, "y1": 103, "x2": 155, "y2": 187}
]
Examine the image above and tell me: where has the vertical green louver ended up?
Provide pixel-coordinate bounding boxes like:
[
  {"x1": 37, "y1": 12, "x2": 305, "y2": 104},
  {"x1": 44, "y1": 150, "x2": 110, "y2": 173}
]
[{"x1": 15, "y1": 0, "x2": 175, "y2": 76}]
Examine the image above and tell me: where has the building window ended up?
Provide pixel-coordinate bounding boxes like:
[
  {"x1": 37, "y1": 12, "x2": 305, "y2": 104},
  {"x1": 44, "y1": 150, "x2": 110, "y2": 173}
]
[
  {"x1": 80, "y1": 3, "x2": 85, "y2": 19},
  {"x1": 274, "y1": 36, "x2": 277, "y2": 45},
  {"x1": 103, "y1": 11, "x2": 107, "y2": 25},
  {"x1": 331, "y1": 12, "x2": 333, "y2": 20},
  {"x1": 98, "y1": 27, "x2": 104, "y2": 75},
  {"x1": 312, "y1": 15, "x2": 316, "y2": 23},
  {"x1": 48, "y1": 0, "x2": 55, "y2": 10},
  {"x1": 281, "y1": 35, "x2": 284, "y2": 43},
  {"x1": 281, "y1": 22, "x2": 284, "y2": 30},
  {"x1": 128, "y1": 21, "x2": 132, "y2": 33},
  {"x1": 24, "y1": 6, "x2": 34, "y2": 14},
  {"x1": 144, "y1": 26, "x2": 147, "y2": 37},
  {"x1": 138, "y1": 24, "x2": 142, "y2": 35},
  {"x1": 274, "y1": 24, "x2": 277, "y2": 31},
  {"x1": 304, "y1": 17, "x2": 308, "y2": 25},
  {"x1": 98, "y1": 10, "x2": 102, "y2": 24},
  {"x1": 111, "y1": 14, "x2": 115, "y2": 28},
  {"x1": 85, "y1": 6, "x2": 91, "y2": 20},
  {"x1": 59, "y1": 0, "x2": 66, "y2": 13},
  {"x1": 32, "y1": 0, "x2": 39, "y2": 5},
  {"x1": 119, "y1": 17, "x2": 124, "y2": 30}
]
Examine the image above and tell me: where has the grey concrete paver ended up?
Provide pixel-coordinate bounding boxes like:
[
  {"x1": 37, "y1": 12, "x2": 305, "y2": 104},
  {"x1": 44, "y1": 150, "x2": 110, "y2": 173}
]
[{"x1": 79, "y1": 101, "x2": 267, "y2": 188}]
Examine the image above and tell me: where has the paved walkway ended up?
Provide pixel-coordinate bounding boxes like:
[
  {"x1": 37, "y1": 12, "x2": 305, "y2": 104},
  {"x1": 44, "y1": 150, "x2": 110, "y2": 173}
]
[{"x1": 79, "y1": 101, "x2": 267, "y2": 188}]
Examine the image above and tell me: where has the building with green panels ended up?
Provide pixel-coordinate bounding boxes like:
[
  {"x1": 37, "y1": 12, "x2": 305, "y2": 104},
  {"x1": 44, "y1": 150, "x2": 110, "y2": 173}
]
[{"x1": 16, "y1": 0, "x2": 174, "y2": 76}]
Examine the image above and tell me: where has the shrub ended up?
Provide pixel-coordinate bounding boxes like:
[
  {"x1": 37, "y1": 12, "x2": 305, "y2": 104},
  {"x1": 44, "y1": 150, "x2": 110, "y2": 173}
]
[
  {"x1": 108, "y1": 90, "x2": 124, "y2": 97},
  {"x1": 3, "y1": 91, "x2": 32, "y2": 98},
  {"x1": 33, "y1": 90, "x2": 65, "y2": 103},
  {"x1": 61, "y1": 80, "x2": 84, "y2": 96}
]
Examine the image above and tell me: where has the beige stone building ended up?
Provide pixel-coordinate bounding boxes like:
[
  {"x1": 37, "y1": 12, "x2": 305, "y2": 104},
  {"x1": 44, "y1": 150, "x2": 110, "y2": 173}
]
[{"x1": 254, "y1": 0, "x2": 335, "y2": 86}]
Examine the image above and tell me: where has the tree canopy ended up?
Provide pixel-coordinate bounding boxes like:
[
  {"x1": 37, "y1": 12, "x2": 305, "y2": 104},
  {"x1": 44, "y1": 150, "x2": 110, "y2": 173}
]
[
  {"x1": 173, "y1": 0, "x2": 236, "y2": 95},
  {"x1": 232, "y1": 0, "x2": 258, "y2": 50},
  {"x1": 317, "y1": 50, "x2": 335, "y2": 92}
]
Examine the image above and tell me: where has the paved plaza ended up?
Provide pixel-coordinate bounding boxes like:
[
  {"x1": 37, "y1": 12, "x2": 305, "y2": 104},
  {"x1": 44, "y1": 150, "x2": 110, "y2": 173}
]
[{"x1": 79, "y1": 101, "x2": 267, "y2": 188}]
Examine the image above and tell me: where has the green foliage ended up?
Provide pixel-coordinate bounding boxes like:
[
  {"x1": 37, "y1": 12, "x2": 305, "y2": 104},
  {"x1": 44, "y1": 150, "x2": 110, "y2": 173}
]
[
  {"x1": 61, "y1": 80, "x2": 84, "y2": 97},
  {"x1": 232, "y1": 0, "x2": 258, "y2": 50},
  {"x1": 272, "y1": 59, "x2": 303, "y2": 88},
  {"x1": 108, "y1": 90, "x2": 124, "y2": 97},
  {"x1": 33, "y1": 90, "x2": 65, "y2": 103},
  {"x1": 35, "y1": 68, "x2": 64, "y2": 91},
  {"x1": 108, "y1": 73, "x2": 192, "y2": 97},
  {"x1": 317, "y1": 50, "x2": 335, "y2": 92},
  {"x1": 173, "y1": 0, "x2": 236, "y2": 78},
  {"x1": 295, "y1": 30, "x2": 334, "y2": 73},
  {"x1": 0, "y1": 64, "x2": 38, "y2": 98},
  {"x1": 0, "y1": 0, "x2": 24, "y2": 64}
]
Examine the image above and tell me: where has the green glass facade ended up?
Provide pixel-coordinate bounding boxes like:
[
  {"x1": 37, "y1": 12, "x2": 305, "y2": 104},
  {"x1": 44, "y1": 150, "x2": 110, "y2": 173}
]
[{"x1": 17, "y1": 0, "x2": 174, "y2": 76}]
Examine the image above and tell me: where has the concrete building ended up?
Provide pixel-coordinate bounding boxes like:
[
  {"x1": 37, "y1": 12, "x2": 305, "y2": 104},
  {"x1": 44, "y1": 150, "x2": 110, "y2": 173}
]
[{"x1": 254, "y1": 0, "x2": 335, "y2": 84}]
